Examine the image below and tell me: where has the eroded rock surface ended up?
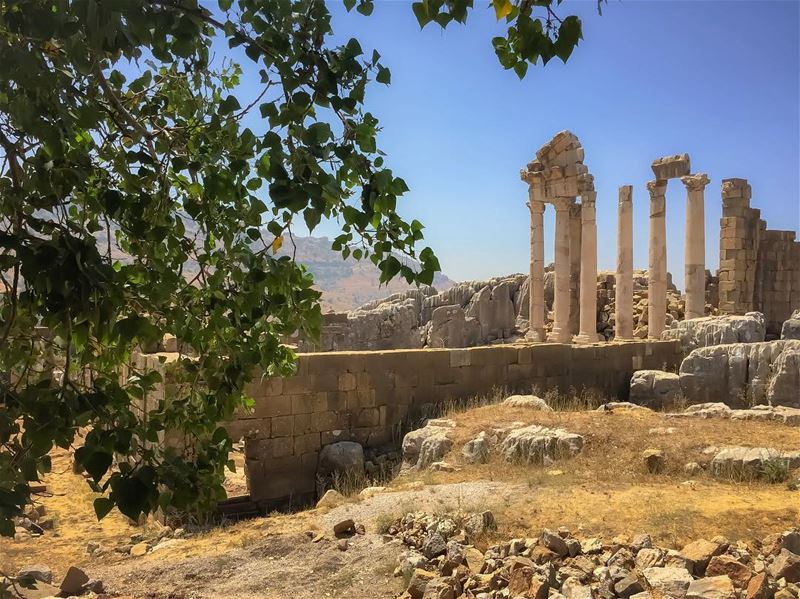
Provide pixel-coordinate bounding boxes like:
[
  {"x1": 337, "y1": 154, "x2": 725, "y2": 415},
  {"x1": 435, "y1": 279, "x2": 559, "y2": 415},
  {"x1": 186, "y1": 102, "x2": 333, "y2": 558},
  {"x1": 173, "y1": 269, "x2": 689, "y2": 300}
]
[
  {"x1": 629, "y1": 370, "x2": 681, "y2": 409},
  {"x1": 679, "y1": 340, "x2": 800, "y2": 407},
  {"x1": 663, "y1": 312, "x2": 765, "y2": 353}
]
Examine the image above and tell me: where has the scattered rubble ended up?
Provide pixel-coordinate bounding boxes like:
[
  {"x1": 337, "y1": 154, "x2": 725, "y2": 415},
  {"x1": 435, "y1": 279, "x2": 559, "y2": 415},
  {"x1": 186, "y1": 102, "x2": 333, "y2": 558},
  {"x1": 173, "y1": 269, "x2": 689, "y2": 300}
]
[{"x1": 385, "y1": 511, "x2": 800, "y2": 599}]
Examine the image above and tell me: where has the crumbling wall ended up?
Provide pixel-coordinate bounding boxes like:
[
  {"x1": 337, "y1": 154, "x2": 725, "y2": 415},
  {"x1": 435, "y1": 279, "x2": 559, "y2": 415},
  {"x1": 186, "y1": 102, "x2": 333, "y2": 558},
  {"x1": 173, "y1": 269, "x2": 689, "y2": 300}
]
[
  {"x1": 231, "y1": 340, "x2": 681, "y2": 507},
  {"x1": 718, "y1": 178, "x2": 800, "y2": 336}
]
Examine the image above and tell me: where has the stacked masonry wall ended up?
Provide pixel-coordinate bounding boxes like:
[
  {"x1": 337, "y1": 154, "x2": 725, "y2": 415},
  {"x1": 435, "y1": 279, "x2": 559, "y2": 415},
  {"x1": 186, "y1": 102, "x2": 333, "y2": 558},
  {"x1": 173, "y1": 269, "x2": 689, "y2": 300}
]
[
  {"x1": 718, "y1": 178, "x2": 800, "y2": 334},
  {"x1": 230, "y1": 340, "x2": 682, "y2": 507}
]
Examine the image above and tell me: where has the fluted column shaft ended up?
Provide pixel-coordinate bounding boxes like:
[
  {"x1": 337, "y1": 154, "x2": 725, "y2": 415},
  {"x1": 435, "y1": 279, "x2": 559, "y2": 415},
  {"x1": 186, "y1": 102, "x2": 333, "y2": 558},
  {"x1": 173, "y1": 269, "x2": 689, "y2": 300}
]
[
  {"x1": 681, "y1": 173, "x2": 709, "y2": 320},
  {"x1": 527, "y1": 179, "x2": 547, "y2": 341},
  {"x1": 576, "y1": 191, "x2": 599, "y2": 344},
  {"x1": 549, "y1": 197, "x2": 573, "y2": 343},
  {"x1": 647, "y1": 179, "x2": 668, "y2": 339},
  {"x1": 615, "y1": 186, "x2": 634, "y2": 340}
]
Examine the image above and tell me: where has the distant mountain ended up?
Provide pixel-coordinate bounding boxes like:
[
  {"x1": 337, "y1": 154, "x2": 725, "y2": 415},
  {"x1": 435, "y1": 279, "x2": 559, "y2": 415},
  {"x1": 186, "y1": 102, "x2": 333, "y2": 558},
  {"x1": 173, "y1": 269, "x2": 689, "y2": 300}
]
[
  {"x1": 94, "y1": 227, "x2": 455, "y2": 313},
  {"x1": 276, "y1": 236, "x2": 455, "y2": 312}
]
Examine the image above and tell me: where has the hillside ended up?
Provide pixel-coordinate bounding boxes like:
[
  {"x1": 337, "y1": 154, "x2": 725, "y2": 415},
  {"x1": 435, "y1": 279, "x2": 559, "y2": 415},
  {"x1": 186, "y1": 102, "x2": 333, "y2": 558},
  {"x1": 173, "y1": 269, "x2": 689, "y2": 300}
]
[
  {"x1": 275, "y1": 236, "x2": 455, "y2": 312},
  {"x1": 95, "y1": 228, "x2": 455, "y2": 313}
]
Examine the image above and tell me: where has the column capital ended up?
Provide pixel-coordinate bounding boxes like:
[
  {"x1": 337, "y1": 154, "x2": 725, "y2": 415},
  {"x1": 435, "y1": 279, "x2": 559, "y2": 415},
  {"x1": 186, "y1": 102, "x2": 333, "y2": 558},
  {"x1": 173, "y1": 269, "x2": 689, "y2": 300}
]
[
  {"x1": 646, "y1": 179, "x2": 667, "y2": 198},
  {"x1": 618, "y1": 185, "x2": 633, "y2": 204},
  {"x1": 528, "y1": 200, "x2": 546, "y2": 214},
  {"x1": 680, "y1": 173, "x2": 710, "y2": 191},
  {"x1": 552, "y1": 196, "x2": 575, "y2": 212}
]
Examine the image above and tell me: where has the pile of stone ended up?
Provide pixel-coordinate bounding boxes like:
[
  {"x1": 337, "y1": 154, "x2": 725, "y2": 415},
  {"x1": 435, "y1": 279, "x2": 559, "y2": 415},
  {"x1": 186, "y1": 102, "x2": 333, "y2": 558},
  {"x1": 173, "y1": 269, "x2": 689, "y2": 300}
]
[
  {"x1": 389, "y1": 511, "x2": 800, "y2": 599},
  {"x1": 12, "y1": 501, "x2": 54, "y2": 538}
]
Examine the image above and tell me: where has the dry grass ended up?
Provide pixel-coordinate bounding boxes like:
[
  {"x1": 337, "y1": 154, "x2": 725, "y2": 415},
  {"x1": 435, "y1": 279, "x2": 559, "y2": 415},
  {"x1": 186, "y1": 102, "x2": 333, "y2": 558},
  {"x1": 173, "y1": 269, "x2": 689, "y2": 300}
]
[{"x1": 396, "y1": 403, "x2": 800, "y2": 548}]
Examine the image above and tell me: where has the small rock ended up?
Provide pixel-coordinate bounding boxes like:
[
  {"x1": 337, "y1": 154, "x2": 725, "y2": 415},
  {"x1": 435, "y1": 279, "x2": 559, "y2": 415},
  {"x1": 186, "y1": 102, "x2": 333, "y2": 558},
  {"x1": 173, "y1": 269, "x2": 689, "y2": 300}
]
[
  {"x1": 337, "y1": 538, "x2": 349, "y2": 551},
  {"x1": 680, "y1": 539, "x2": 726, "y2": 575},
  {"x1": 60, "y1": 566, "x2": 90, "y2": 595},
  {"x1": 422, "y1": 532, "x2": 448, "y2": 559},
  {"x1": 768, "y1": 548, "x2": 800, "y2": 582},
  {"x1": 684, "y1": 462, "x2": 703, "y2": 476},
  {"x1": 407, "y1": 568, "x2": 437, "y2": 599},
  {"x1": 541, "y1": 529, "x2": 569, "y2": 557},
  {"x1": 129, "y1": 541, "x2": 151, "y2": 557},
  {"x1": 429, "y1": 461, "x2": 457, "y2": 472},
  {"x1": 463, "y1": 511, "x2": 496, "y2": 537},
  {"x1": 316, "y1": 489, "x2": 344, "y2": 509},
  {"x1": 333, "y1": 518, "x2": 356, "y2": 537},
  {"x1": 705, "y1": 554, "x2": 753, "y2": 588},
  {"x1": 745, "y1": 572, "x2": 769, "y2": 599},
  {"x1": 16, "y1": 565, "x2": 53, "y2": 584},
  {"x1": 641, "y1": 566, "x2": 693, "y2": 597},
  {"x1": 86, "y1": 541, "x2": 100, "y2": 554},
  {"x1": 83, "y1": 579, "x2": 105, "y2": 594},
  {"x1": 685, "y1": 575, "x2": 736, "y2": 599},
  {"x1": 642, "y1": 449, "x2": 665, "y2": 474}
]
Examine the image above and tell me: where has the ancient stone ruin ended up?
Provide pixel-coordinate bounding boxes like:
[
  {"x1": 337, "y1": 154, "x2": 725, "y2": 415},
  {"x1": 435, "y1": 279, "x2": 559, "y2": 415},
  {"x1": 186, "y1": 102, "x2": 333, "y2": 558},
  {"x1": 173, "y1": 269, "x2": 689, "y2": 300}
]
[{"x1": 293, "y1": 131, "x2": 799, "y2": 353}]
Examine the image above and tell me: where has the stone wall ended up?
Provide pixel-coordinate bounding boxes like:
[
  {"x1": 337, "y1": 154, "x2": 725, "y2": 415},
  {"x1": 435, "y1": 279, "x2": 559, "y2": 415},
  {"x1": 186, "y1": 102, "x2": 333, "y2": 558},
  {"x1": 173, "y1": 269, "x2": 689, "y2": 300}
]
[
  {"x1": 232, "y1": 340, "x2": 681, "y2": 507},
  {"x1": 718, "y1": 178, "x2": 800, "y2": 335}
]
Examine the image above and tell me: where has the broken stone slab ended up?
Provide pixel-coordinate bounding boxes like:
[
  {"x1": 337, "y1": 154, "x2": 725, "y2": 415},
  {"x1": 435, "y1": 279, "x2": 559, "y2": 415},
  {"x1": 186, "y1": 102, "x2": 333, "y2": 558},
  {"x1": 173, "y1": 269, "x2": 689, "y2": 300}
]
[
  {"x1": 710, "y1": 446, "x2": 800, "y2": 477},
  {"x1": 629, "y1": 370, "x2": 681, "y2": 409},
  {"x1": 129, "y1": 541, "x2": 151, "y2": 557},
  {"x1": 640, "y1": 566, "x2": 693, "y2": 598},
  {"x1": 500, "y1": 425, "x2": 583, "y2": 464},
  {"x1": 651, "y1": 154, "x2": 691, "y2": 180},
  {"x1": 502, "y1": 395, "x2": 553, "y2": 411},
  {"x1": 685, "y1": 575, "x2": 736, "y2": 599},
  {"x1": 730, "y1": 405, "x2": 800, "y2": 426},
  {"x1": 596, "y1": 402, "x2": 652, "y2": 412}
]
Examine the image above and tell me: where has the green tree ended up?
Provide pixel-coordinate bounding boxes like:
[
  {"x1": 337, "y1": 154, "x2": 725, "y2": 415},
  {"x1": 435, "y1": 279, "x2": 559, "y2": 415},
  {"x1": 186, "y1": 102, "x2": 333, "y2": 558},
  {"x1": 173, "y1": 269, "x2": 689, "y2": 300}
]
[{"x1": 0, "y1": 0, "x2": 593, "y2": 536}]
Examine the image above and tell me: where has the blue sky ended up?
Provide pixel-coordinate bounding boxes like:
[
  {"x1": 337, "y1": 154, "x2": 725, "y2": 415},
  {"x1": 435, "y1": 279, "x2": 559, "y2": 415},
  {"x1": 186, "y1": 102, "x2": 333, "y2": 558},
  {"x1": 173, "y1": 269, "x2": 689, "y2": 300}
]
[{"x1": 297, "y1": 0, "x2": 800, "y2": 287}]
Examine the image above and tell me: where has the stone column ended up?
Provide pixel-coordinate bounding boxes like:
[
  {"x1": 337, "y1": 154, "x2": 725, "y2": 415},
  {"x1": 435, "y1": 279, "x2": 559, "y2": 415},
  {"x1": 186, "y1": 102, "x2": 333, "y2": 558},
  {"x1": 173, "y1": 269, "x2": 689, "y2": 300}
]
[
  {"x1": 647, "y1": 179, "x2": 668, "y2": 339},
  {"x1": 615, "y1": 185, "x2": 634, "y2": 340},
  {"x1": 569, "y1": 203, "x2": 583, "y2": 335},
  {"x1": 681, "y1": 173, "x2": 710, "y2": 320},
  {"x1": 575, "y1": 191, "x2": 599, "y2": 344},
  {"x1": 549, "y1": 197, "x2": 573, "y2": 343},
  {"x1": 526, "y1": 178, "x2": 547, "y2": 342}
]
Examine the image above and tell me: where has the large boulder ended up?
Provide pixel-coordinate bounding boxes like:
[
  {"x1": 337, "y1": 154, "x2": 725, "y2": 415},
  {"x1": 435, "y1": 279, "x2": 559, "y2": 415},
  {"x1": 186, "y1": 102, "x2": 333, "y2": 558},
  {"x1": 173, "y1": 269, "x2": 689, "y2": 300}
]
[
  {"x1": 318, "y1": 441, "x2": 364, "y2": 477},
  {"x1": 781, "y1": 309, "x2": 800, "y2": 340},
  {"x1": 499, "y1": 425, "x2": 584, "y2": 464},
  {"x1": 502, "y1": 395, "x2": 552, "y2": 411},
  {"x1": 679, "y1": 340, "x2": 800, "y2": 407},
  {"x1": 402, "y1": 419, "x2": 456, "y2": 469},
  {"x1": 629, "y1": 370, "x2": 681, "y2": 409},
  {"x1": 663, "y1": 312, "x2": 765, "y2": 353}
]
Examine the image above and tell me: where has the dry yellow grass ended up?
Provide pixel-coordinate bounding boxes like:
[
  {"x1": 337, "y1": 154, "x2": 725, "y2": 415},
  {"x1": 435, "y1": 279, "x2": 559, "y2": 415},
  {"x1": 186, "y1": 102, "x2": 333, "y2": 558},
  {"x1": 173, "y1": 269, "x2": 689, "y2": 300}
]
[{"x1": 398, "y1": 404, "x2": 800, "y2": 547}]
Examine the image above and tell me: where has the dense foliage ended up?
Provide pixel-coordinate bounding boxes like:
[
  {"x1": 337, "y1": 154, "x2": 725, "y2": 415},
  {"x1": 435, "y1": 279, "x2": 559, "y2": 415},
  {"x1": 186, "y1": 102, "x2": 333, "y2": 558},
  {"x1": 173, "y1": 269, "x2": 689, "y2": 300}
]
[{"x1": 0, "y1": 0, "x2": 592, "y2": 539}]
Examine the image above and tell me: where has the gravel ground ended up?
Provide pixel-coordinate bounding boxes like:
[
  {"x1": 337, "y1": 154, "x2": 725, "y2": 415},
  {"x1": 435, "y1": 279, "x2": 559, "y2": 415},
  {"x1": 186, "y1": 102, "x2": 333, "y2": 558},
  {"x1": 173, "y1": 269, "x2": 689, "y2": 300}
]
[{"x1": 91, "y1": 480, "x2": 519, "y2": 599}]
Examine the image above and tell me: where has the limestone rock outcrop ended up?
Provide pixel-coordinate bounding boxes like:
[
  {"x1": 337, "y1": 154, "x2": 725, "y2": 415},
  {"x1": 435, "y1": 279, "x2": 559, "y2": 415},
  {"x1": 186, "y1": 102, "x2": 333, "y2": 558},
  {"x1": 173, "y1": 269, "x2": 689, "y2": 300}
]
[
  {"x1": 402, "y1": 419, "x2": 456, "y2": 469},
  {"x1": 782, "y1": 309, "x2": 800, "y2": 340},
  {"x1": 662, "y1": 312, "x2": 765, "y2": 353},
  {"x1": 499, "y1": 425, "x2": 584, "y2": 464},
  {"x1": 679, "y1": 340, "x2": 800, "y2": 408}
]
